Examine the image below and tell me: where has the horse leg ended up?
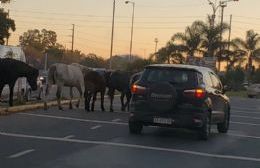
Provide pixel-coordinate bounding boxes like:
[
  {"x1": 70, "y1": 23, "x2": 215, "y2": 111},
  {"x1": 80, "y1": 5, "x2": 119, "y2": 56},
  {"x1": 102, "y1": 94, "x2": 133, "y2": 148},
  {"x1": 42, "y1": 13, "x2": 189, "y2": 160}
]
[
  {"x1": 85, "y1": 91, "x2": 91, "y2": 112},
  {"x1": 91, "y1": 92, "x2": 97, "y2": 112},
  {"x1": 56, "y1": 84, "x2": 63, "y2": 111},
  {"x1": 121, "y1": 93, "x2": 126, "y2": 111},
  {"x1": 125, "y1": 92, "x2": 132, "y2": 112},
  {"x1": 108, "y1": 89, "x2": 115, "y2": 112},
  {"x1": 44, "y1": 84, "x2": 50, "y2": 110},
  {"x1": 69, "y1": 87, "x2": 73, "y2": 110},
  {"x1": 8, "y1": 83, "x2": 15, "y2": 107},
  {"x1": 101, "y1": 89, "x2": 105, "y2": 112},
  {"x1": 76, "y1": 86, "x2": 83, "y2": 108},
  {"x1": 0, "y1": 83, "x2": 4, "y2": 101}
]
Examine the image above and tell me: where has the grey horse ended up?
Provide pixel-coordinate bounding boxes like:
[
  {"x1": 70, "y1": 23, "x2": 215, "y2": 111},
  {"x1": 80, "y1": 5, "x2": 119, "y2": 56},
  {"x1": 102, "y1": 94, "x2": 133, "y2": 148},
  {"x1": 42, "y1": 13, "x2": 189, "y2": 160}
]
[{"x1": 44, "y1": 63, "x2": 85, "y2": 110}]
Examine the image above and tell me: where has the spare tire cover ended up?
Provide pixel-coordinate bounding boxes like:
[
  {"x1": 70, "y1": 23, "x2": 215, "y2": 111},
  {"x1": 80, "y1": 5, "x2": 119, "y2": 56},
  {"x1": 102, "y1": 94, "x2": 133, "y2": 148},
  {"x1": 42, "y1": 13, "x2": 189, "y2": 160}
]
[{"x1": 148, "y1": 82, "x2": 177, "y2": 112}]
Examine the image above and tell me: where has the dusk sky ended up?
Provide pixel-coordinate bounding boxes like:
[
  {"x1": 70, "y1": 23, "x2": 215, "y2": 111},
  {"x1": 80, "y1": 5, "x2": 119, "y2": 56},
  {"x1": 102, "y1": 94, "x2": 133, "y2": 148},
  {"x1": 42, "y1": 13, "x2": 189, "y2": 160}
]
[{"x1": 3, "y1": 0, "x2": 260, "y2": 58}]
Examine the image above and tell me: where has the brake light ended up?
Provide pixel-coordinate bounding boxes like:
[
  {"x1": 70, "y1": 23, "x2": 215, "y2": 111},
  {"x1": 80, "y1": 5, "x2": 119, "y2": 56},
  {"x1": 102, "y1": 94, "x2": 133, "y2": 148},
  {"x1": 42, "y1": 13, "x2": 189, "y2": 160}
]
[
  {"x1": 131, "y1": 84, "x2": 147, "y2": 94},
  {"x1": 184, "y1": 89, "x2": 206, "y2": 99}
]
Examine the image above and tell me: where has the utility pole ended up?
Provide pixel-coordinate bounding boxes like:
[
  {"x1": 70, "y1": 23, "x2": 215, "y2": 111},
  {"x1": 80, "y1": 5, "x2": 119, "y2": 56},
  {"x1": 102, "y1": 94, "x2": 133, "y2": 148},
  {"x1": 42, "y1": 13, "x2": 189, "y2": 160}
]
[
  {"x1": 218, "y1": 1, "x2": 226, "y2": 71},
  {"x1": 109, "y1": 0, "x2": 116, "y2": 70},
  {"x1": 125, "y1": 1, "x2": 135, "y2": 62},
  {"x1": 154, "y1": 38, "x2": 158, "y2": 53},
  {"x1": 227, "y1": 14, "x2": 232, "y2": 50},
  {"x1": 71, "y1": 24, "x2": 75, "y2": 52},
  {"x1": 6, "y1": 9, "x2": 9, "y2": 46}
]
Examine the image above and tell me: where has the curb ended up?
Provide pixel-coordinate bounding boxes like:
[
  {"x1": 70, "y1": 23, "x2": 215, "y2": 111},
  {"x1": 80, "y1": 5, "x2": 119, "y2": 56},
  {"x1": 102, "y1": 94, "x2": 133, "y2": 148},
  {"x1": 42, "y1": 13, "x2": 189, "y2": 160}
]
[{"x1": 0, "y1": 100, "x2": 78, "y2": 116}]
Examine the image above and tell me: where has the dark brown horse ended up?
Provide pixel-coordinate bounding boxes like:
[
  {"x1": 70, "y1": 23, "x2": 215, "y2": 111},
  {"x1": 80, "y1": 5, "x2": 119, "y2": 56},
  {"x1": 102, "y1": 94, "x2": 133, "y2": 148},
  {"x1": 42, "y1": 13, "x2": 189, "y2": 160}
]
[
  {"x1": 0, "y1": 58, "x2": 39, "y2": 106},
  {"x1": 84, "y1": 70, "x2": 106, "y2": 112}
]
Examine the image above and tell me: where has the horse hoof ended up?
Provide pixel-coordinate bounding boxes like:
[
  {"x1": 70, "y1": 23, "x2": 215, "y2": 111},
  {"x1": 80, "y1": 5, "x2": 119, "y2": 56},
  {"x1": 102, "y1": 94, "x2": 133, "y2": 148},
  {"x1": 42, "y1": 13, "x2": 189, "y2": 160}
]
[
  {"x1": 102, "y1": 109, "x2": 105, "y2": 112},
  {"x1": 58, "y1": 107, "x2": 64, "y2": 111},
  {"x1": 110, "y1": 109, "x2": 114, "y2": 113}
]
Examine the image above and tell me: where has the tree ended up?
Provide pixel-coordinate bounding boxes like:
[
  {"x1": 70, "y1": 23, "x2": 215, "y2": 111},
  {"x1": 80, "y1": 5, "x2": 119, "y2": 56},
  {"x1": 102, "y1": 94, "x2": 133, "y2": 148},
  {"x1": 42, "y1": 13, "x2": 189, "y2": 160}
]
[
  {"x1": 19, "y1": 29, "x2": 58, "y2": 52},
  {"x1": 155, "y1": 42, "x2": 185, "y2": 64},
  {"x1": 0, "y1": 8, "x2": 15, "y2": 45},
  {"x1": 0, "y1": 0, "x2": 11, "y2": 3},
  {"x1": 126, "y1": 58, "x2": 154, "y2": 72},
  {"x1": 225, "y1": 66, "x2": 245, "y2": 91},
  {"x1": 80, "y1": 53, "x2": 107, "y2": 68},
  {"x1": 171, "y1": 22, "x2": 203, "y2": 59},
  {"x1": 193, "y1": 18, "x2": 229, "y2": 70},
  {"x1": 232, "y1": 30, "x2": 260, "y2": 79}
]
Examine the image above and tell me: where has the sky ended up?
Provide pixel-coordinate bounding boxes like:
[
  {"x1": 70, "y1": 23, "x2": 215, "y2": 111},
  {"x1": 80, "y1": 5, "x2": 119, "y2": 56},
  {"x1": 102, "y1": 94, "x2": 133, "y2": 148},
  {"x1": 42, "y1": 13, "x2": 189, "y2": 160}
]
[{"x1": 2, "y1": 0, "x2": 260, "y2": 58}]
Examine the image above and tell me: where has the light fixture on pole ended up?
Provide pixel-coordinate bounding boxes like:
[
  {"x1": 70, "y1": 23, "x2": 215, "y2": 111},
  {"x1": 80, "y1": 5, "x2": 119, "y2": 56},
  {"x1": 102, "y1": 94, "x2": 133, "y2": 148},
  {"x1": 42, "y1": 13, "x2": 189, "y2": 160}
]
[{"x1": 125, "y1": 1, "x2": 135, "y2": 62}]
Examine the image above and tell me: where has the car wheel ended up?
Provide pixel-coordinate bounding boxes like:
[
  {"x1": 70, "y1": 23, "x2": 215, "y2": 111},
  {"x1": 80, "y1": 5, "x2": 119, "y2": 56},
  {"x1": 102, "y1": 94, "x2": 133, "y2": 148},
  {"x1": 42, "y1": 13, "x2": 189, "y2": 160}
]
[
  {"x1": 129, "y1": 121, "x2": 143, "y2": 134},
  {"x1": 198, "y1": 115, "x2": 211, "y2": 140},
  {"x1": 217, "y1": 109, "x2": 230, "y2": 133}
]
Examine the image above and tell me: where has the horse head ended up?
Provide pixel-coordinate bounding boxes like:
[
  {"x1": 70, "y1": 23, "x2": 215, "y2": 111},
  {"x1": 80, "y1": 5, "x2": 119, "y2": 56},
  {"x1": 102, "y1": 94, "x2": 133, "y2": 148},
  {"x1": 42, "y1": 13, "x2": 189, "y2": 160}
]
[{"x1": 27, "y1": 68, "x2": 39, "y2": 91}]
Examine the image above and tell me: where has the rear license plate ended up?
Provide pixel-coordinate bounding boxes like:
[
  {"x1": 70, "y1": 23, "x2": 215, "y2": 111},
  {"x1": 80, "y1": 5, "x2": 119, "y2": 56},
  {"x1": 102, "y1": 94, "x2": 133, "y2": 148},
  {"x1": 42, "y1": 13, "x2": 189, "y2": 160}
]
[{"x1": 153, "y1": 117, "x2": 173, "y2": 125}]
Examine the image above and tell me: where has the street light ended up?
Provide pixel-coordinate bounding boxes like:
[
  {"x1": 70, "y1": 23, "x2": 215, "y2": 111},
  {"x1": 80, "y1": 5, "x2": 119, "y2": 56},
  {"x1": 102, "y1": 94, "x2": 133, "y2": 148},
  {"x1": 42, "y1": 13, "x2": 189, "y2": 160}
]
[
  {"x1": 109, "y1": 0, "x2": 116, "y2": 70},
  {"x1": 207, "y1": 0, "x2": 238, "y2": 71},
  {"x1": 207, "y1": 0, "x2": 238, "y2": 27},
  {"x1": 125, "y1": 1, "x2": 135, "y2": 62}
]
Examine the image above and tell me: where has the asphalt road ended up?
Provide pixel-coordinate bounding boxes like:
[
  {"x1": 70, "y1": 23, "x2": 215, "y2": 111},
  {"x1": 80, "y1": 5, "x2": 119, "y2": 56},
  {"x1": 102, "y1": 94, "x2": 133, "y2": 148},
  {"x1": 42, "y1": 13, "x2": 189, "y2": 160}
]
[{"x1": 0, "y1": 97, "x2": 260, "y2": 168}]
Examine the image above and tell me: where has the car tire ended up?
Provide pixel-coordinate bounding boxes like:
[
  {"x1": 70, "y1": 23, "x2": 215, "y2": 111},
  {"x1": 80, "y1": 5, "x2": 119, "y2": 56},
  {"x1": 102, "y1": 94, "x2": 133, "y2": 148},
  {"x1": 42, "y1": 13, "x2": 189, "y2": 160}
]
[
  {"x1": 129, "y1": 121, "x2": 143, "y2": 134},
  {"x1": 198, "y1": 115, "x2": 211, "y2": 140},
  {"x1": 217, "y1": 108, "x2": 230, "y2": 133}
]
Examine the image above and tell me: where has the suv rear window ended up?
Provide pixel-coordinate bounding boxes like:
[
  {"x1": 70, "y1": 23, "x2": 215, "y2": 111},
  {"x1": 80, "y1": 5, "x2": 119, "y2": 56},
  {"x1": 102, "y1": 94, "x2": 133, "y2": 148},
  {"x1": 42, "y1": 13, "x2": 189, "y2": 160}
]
[{"x1": 141, "y1": 68, "x2": 198, "y2": 87}]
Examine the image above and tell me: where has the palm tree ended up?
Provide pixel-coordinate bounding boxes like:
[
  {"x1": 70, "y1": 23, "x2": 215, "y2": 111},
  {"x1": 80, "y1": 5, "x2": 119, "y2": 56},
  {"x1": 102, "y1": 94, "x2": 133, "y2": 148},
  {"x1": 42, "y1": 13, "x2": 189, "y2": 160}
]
[
  {"x1": 232, "y1": 30, "x2": 260, "y2": 75},
  {"x1": 171, "y1": 23, "x2": 203, "y2": 59},
  {"x1": 193, "y1": 18, "x2": 229, "y2": 70},
  {"x1": 155, "y1": 42, "x2": 185, "y2": 64}
]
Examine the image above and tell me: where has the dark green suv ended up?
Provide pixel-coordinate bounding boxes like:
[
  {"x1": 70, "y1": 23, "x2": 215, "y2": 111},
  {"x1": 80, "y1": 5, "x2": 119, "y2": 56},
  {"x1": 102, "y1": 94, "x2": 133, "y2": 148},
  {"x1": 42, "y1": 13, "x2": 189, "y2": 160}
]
[{"x1": 129, "y1": 64, "x2": 230, "y2": 140}]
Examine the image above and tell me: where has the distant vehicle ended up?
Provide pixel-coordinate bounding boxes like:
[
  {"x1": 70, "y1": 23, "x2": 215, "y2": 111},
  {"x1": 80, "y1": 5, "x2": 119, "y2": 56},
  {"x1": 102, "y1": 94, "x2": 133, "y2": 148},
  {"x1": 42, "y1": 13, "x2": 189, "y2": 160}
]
[
  {"x1": 247, "y1": 84, "x2": 260, "y2": 98},
  {"x1": 129, "y1": 64, "x2": 230, "y2": 140}
]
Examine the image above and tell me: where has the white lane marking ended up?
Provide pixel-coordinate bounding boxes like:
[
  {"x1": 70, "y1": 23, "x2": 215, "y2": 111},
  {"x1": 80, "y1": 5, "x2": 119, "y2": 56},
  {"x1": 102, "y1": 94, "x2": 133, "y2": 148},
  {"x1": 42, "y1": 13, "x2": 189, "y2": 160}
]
[
  {"x1": 229, "y1": 133, "x2": 260, "y2": 140},
  {"x1": 230, "y1": 121, "x2": 260, "y2": 126},
  {"x1": 64, "y1": 135, "x2": 75, "y2": 139},
  {"x1": 232, "y1": 115, "x2": 260, "y2": 120},
  {"x1": 8, "y1": 149, "x2": 35, "y2": 159},
  {"x1": 1, "y1": 131, "x2": 260, "y2": 162},
  {"x1": 231, "y1": 110, "x2": 260, "y2": 115},
  {"x1": 19, "y1": 113, "x2": 127, "y2": 126},
  {"x1": 232, "y1": 107, "x2": 260, "y2": 112},
  {"x1": 20, "y1": 113, "x2": 260, "y2": 128},
  {"x1": 90, "y1": 125, "x2": 102, "y2": 130},
  {"x1": 112, "y1": 118, "x2": 121, "y2": 122}
]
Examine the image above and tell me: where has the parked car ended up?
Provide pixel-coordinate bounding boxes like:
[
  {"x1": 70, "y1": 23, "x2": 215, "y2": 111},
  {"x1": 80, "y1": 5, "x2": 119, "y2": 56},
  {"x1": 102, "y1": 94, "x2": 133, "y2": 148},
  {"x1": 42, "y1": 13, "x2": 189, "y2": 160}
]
[
  {"x1": 247, "y1": 84, "x2": 260, "y2": 98},
  {"x1": 129, "y1": 64, "x2": 230, "y2": 140}
]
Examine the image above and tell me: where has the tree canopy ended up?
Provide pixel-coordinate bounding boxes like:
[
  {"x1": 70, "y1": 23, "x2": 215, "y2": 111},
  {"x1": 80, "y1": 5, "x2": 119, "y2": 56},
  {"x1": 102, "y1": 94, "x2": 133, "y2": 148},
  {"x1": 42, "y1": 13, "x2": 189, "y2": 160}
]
[{"x1": 0, "y1": 9, "x2": 15, "y2": 45}]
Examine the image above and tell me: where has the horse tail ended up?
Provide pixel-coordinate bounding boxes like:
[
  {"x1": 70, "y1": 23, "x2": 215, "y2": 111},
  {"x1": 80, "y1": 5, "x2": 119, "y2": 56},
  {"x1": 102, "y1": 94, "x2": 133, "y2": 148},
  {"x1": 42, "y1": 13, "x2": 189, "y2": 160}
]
[{"x1": 48, "y1": 65, "x2": 57, "y2": 85}]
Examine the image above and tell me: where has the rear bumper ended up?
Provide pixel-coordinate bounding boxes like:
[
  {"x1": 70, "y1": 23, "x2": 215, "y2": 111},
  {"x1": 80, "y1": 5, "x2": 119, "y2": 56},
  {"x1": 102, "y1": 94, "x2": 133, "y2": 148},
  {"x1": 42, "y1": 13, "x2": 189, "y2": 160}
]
[{"x1": 130, "y1": 104, "x2": 207, "y2": 129}]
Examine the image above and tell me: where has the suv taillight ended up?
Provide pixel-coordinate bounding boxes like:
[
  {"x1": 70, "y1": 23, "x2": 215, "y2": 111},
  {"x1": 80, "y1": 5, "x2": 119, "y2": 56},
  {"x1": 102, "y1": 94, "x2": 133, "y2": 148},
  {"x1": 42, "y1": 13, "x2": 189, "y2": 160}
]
[
  {"x1": 183, "y1": 89, "x2": 206, "y2": 99},
  {"x1": 131, "y1": 84, "x2": 147, "y2": 94}
]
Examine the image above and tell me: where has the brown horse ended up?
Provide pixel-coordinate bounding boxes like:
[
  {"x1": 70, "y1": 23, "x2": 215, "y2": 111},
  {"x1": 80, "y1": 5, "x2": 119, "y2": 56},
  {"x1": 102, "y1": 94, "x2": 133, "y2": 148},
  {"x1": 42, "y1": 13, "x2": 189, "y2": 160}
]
[
  {"x1": 0, "y1": 58, "x2": 39, "y2": 106},
  {"x1": 84, "y1": 70, "x2": 106, "y2": 112}
]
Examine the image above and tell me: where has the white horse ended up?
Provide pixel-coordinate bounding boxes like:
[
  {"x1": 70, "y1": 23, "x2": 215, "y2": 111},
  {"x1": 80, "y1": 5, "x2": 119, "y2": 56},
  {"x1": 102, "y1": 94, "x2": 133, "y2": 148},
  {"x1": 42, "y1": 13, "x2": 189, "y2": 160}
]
[{"x1": 44, "y1": 63, "x2": 85, "y2": 110}]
